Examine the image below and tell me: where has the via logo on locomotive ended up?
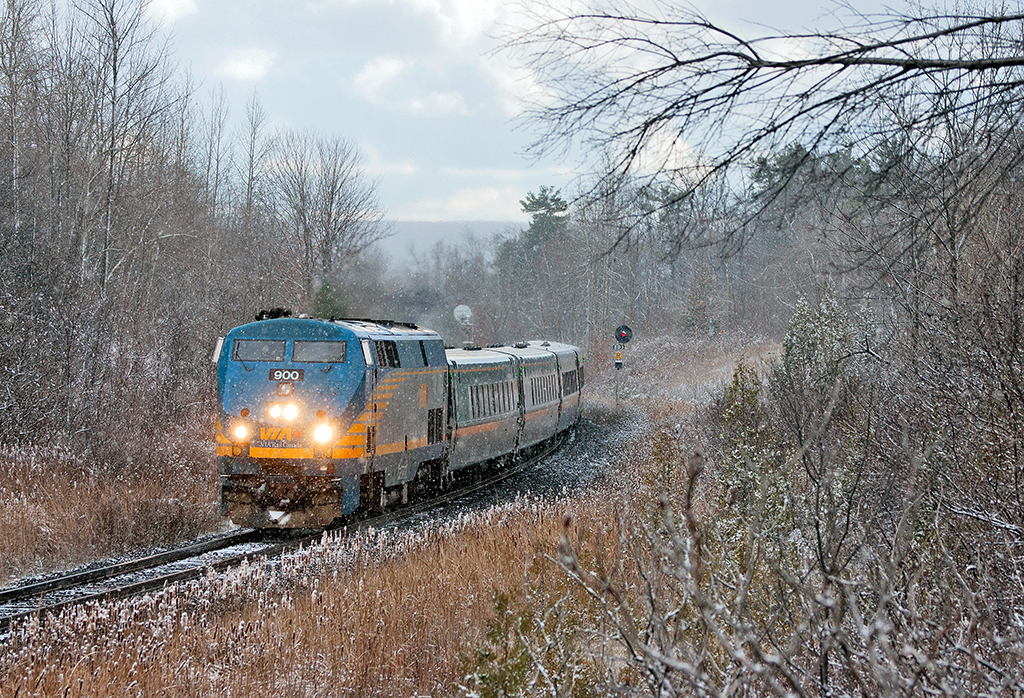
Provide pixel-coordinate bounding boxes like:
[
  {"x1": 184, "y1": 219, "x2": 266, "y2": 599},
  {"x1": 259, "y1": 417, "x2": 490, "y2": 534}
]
[{"x1": 214, "y1": 316, "x2": 584, "y2": 528}]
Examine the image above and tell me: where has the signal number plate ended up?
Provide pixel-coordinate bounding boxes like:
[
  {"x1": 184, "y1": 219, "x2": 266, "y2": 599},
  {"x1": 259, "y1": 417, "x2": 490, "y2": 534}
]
[{"x1": 269, "y1": 369, "x2": 304, "y2": 381}]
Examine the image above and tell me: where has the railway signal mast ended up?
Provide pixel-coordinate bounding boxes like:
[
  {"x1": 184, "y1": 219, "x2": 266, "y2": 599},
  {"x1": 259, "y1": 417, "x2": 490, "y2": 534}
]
[{"x1": 613, "y1": 324, "x2": 632, "y2": 406}]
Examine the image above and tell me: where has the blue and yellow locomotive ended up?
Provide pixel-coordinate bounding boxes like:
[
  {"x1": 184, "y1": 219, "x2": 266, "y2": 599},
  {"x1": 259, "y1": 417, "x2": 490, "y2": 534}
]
[{"x1": 214, "y1": 315, "x2": 583, "y2": 528}]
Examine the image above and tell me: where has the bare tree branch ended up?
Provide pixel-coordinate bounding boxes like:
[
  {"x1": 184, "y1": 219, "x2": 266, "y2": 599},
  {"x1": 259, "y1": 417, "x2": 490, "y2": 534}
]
[{"x1": 506, "y1": 1, "x2": 1024, "y2": 247}]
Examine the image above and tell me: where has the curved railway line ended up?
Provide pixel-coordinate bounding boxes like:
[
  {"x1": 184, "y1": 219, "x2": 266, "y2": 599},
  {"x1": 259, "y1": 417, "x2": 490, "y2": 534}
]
[{"x1": 0, "y1": 434, "x2": 567, "y2": 636}]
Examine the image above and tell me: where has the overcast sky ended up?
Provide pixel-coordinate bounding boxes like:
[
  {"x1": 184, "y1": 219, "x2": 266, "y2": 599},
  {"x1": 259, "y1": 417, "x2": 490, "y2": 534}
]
[{"x1": 147, "y1": 0, "x2": 891, "y2": 224}]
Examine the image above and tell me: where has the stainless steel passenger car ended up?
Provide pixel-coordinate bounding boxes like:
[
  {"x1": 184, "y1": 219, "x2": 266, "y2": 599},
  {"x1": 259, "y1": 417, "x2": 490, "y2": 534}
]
[{"x1": 214, "y1": 317, "x2": 583, "y2": 528}]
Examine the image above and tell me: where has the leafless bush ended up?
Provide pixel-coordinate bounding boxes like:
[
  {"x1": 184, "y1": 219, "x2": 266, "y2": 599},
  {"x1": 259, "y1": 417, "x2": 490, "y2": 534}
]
[
  {"x1": 524, "y1": 300, "x2": 1024, "y2": 696},
  {"x1": 549, "y1": 480, "x2": 1023, "y2": 696}
]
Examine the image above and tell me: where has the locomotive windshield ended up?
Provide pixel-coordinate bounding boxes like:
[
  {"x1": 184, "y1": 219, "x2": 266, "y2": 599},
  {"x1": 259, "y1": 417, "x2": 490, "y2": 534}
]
[
  {"x1": 232, "y1": 339, "x2": 286, "y2": 362},
  {"x1": 293, "y1": 341, "x2": 347, "y2": 363}
]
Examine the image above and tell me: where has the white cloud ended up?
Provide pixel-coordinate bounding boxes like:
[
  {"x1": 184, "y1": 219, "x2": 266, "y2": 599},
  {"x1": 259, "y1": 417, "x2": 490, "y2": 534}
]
[
  {"x1": 379, "y1": 160, "x2": 419, "y2": 176},
  {"x1": 407, "y1": 91, "x2": 468, "y2": 115},
  {"x1": 314, "y1": 0, "x2": 541, "y2": 117},
  {"x1": 405, "y1": 0, "x2": 501, "y2": 51},
  {"x1": 216, "y1": 48, "x2": 276, "y2": 81},
  {"x1": 395, "y1": 186, "x2": 528, "y2": 221},
  {"x1": 439, "y1": 165, "x2": 573, "y2": 180},
  {"x1": 353, "y1": 56, "x2": 414, "y2": 103},
  {"x1": 146, "y1": 0, "x2": 198, "y2": 24},
  {"x1": 478, "y1": 60, "x2": 549, "y2": 118},
  {"x1": 355, "y1": 59, "x2": 467, "y2": 115},
  {"x1": 759, "y1": 36, "x2": 815, "y2": 62},
  {"x1": 362, "y1": 144, "x2": 419, "y2": 177},
  {"x1": 313, "y1": 0, "x2": 504, "y2": 52}
]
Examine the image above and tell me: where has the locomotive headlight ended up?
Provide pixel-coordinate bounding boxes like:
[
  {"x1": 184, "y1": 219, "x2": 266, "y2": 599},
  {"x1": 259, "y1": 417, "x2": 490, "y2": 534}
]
[
  {"x1": 268, "y1": 404, "x2": 282, "y2": 419},
  {"x1": 314, "y1": 424, "x2": 333, "y2": 443},
  {"x1": 283, "y1": 404, "x2": 298, "y2": 420},
  {"x1": 233, "y1": 425, "x2": 248, "y2": 440}
]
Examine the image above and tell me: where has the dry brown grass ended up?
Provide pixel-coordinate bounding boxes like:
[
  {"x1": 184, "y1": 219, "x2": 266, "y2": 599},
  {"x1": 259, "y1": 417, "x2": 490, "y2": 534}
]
[
  {"x1": 0, "y1": 445, "x2": 222, "y2": 584},
  {"x1": 0, "y1": 495, "x2": 612, "y2": 697}
]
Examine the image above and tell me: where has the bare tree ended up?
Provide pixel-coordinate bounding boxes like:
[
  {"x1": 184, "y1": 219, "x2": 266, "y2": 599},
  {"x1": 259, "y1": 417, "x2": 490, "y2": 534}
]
[
  {"x1": 77, "y1": 0, "x2": 173, "y2": 296},
  {"x1": 506, "y1": 1, "x2": 1024, "y2": 245},
  {"x1": 314, "y1": 136, "x2": 387, "y2": 277},
  {"x1": 273, "y1": 130, "x2": 388, "y2": 305},
  {"x1": 0, "y1": 0, "x2": 39, "y2": 245},
  {"x1": 202, "y1": 84, "x2": 230, "y2": 216},
  {"x1": 239, "y1": 89, "x2": 270, "y2": 233}
]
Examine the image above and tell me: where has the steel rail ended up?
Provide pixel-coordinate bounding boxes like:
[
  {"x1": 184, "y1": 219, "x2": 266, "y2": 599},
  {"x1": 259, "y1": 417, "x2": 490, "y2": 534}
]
[
  {"x1": 0, "y1": 535, "x2": 311, "y2": 635},
  {"x1": 0, "y1": 529, "x2": 262, "y2": 607}
]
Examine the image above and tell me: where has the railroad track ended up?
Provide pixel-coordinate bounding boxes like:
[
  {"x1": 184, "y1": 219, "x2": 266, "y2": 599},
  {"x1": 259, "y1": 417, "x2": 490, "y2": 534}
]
[
  {"x1": 0, "y1": 529, "x2": 276, "y2": 635},
  {"x1": 0, "y1": 435, "x2": 565, "y2": 636}
]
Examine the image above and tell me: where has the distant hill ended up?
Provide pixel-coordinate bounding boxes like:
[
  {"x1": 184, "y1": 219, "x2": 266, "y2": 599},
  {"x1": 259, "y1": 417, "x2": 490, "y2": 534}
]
[{"x1": 376, "y1": 220, "x2": 521, "y2": 265}]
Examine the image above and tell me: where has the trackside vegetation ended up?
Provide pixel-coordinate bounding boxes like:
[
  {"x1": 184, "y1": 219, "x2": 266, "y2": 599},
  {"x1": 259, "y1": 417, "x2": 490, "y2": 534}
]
[{"x1": 2, "y1": 322, "x2": 1022, "y2": 695}]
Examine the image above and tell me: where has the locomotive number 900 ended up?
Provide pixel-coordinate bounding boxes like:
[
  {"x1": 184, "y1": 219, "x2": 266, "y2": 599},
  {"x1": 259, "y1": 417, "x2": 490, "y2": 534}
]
[{"x1": 269, "y1": 369, "x2": 304, "y2": 381}]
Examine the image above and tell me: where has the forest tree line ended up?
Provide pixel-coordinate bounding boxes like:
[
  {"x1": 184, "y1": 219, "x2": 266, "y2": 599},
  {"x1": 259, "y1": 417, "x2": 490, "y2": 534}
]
[
  {"x1": 0, "y1": 0, "x2": 389, "y2": 460},
  {"x1": 0, "y1": 0, "x2": 814, "y2": 462}
]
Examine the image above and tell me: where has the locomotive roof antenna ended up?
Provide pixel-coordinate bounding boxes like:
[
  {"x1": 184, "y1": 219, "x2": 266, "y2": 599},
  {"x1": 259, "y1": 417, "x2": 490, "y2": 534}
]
[{"x1": 453, "y1": 305, "x2": 473, "y2": 348}]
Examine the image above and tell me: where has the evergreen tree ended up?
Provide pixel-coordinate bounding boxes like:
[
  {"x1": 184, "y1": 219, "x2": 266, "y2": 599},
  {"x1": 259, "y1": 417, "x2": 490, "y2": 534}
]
[{"x1": 519, "y1": 185, "x2": 568, "y2": 251}]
